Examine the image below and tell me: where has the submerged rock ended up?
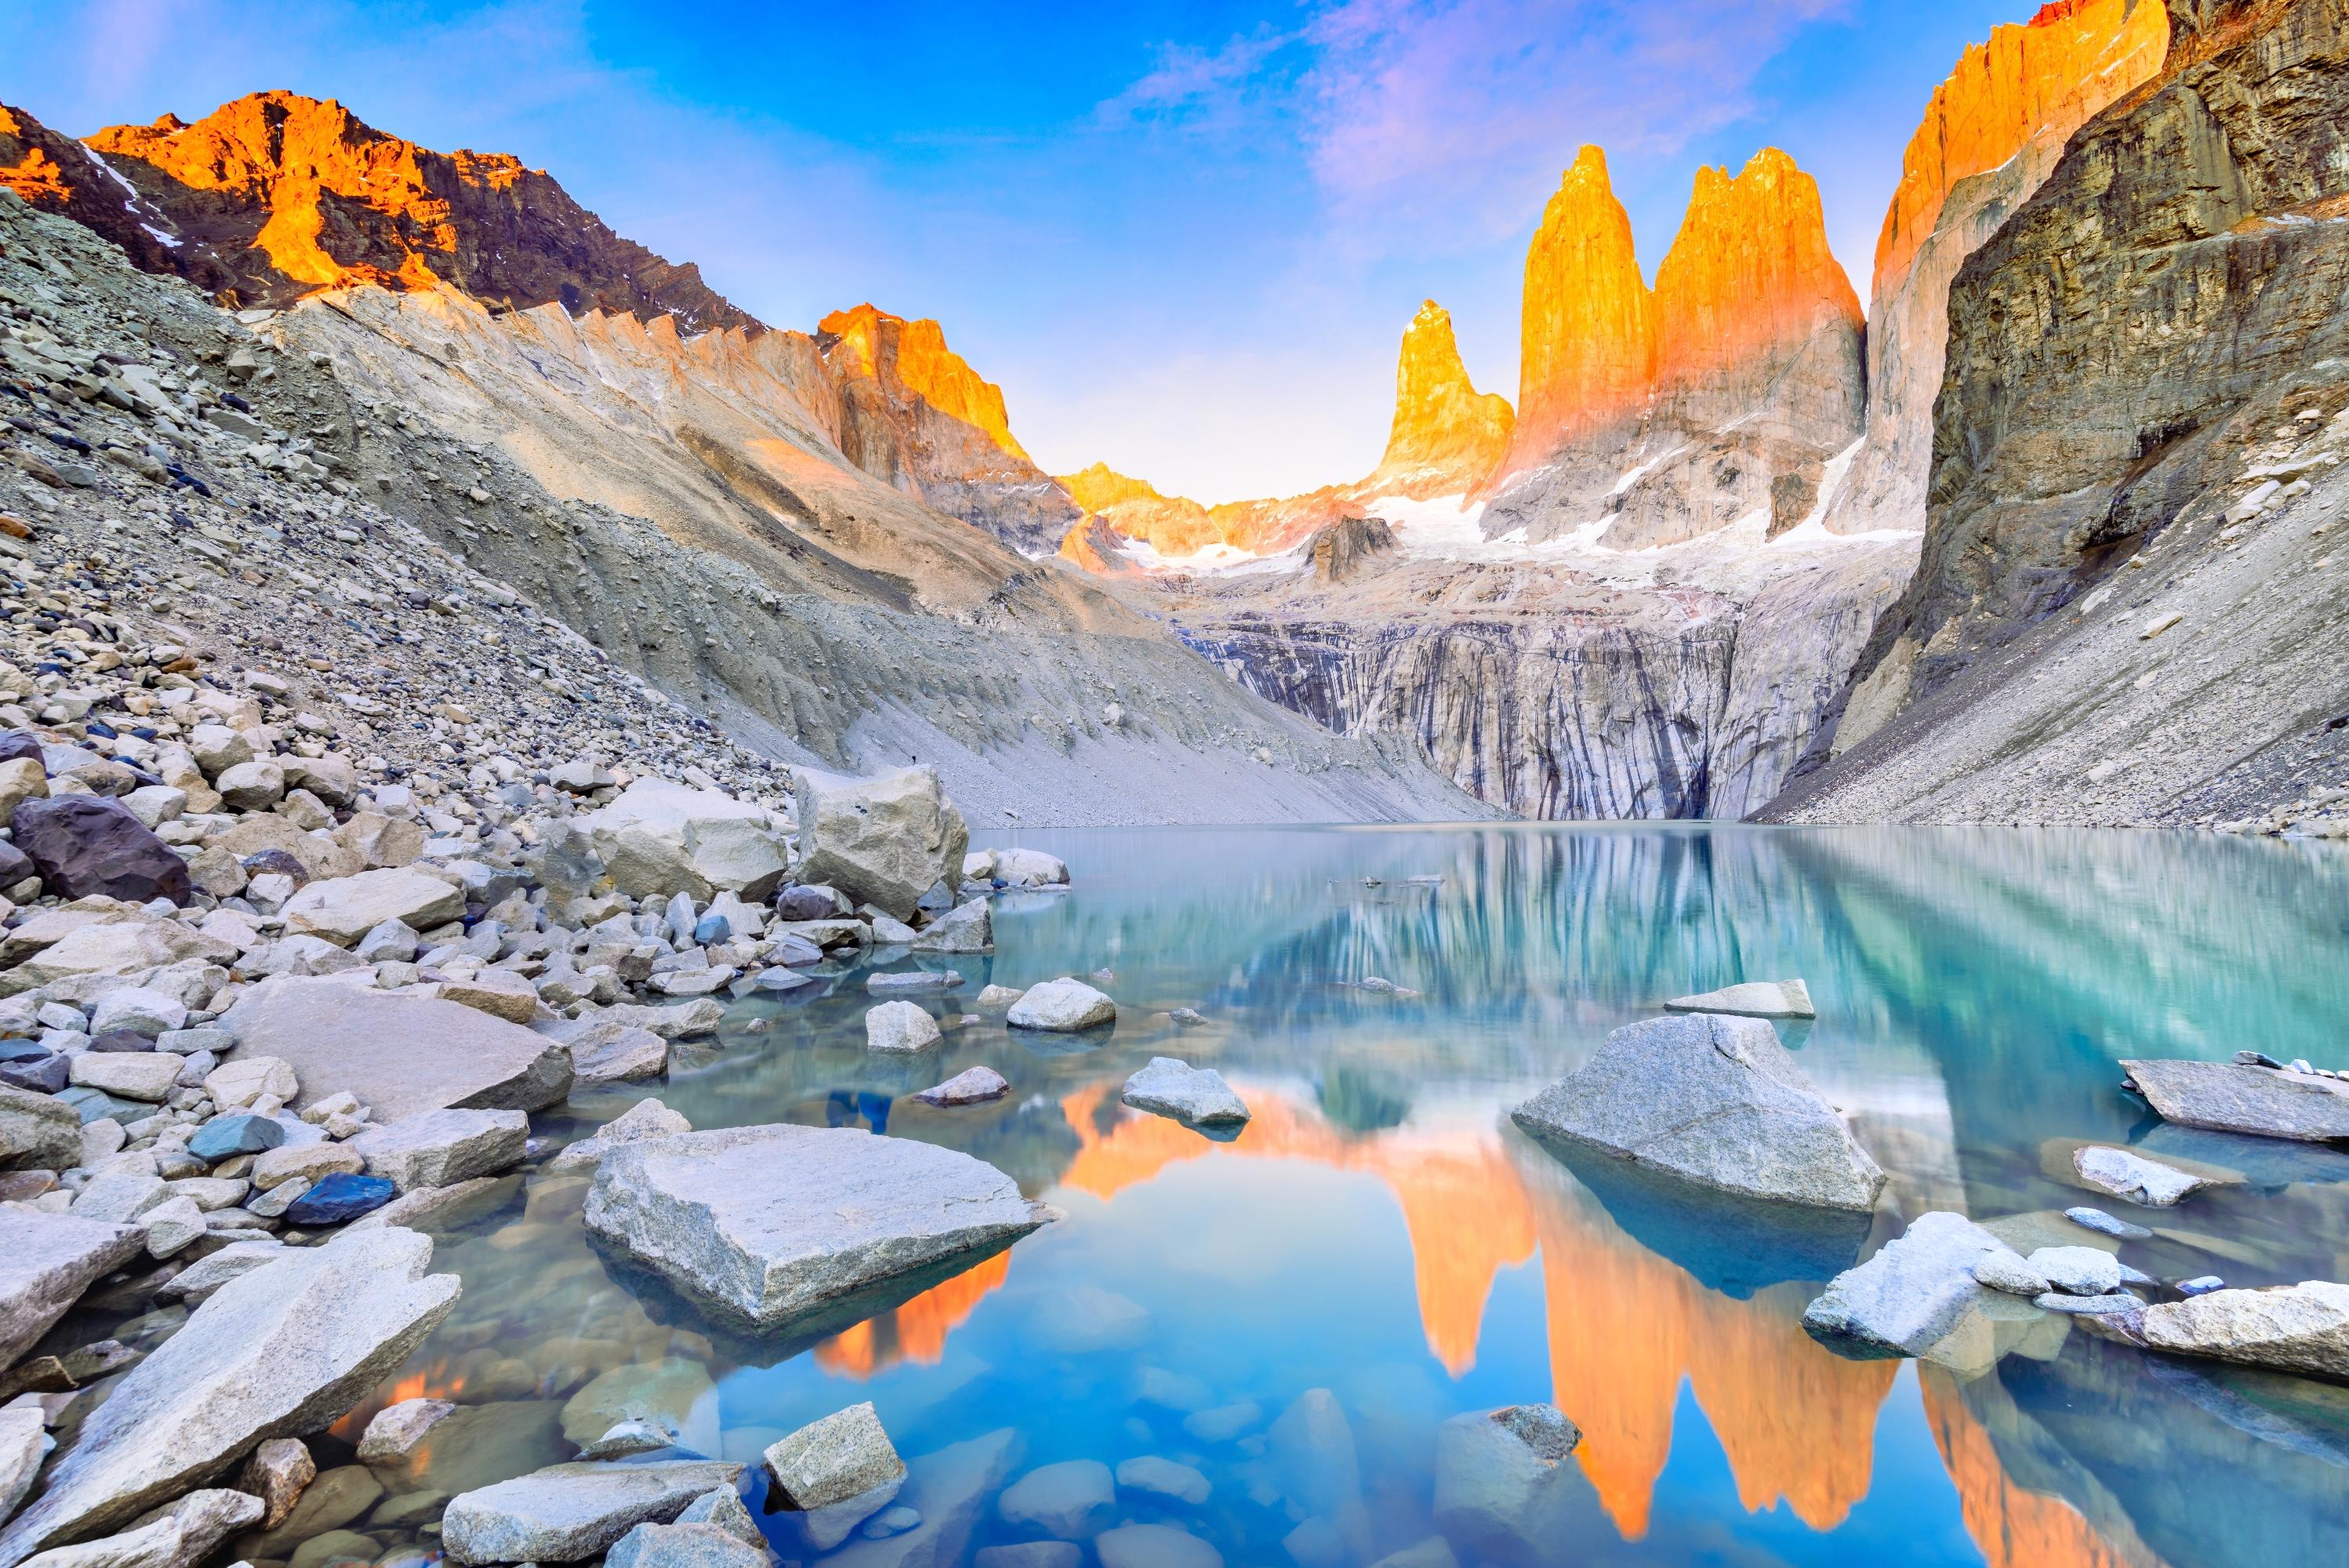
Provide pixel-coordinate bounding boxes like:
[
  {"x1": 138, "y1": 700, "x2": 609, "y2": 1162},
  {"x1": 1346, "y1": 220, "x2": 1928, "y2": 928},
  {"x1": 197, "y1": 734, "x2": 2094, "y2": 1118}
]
[
  {"x1": 765, "y1": 1402, "x2": 906, "y2": 1550},
  {"x1": 1006, "y1": 978, "x2": 1116, "y2": 1033},
  {"x1": 1114, "y1": 1457, "x2": 1210, "y2": 1505},
  {"x1": 1512, "y1": 1013, "x2": 1884, "y2": 1212},
  {"x1": 2123, "y1": 1058, "x2": 2349, "y2": 1142},
  {"x1": 605, "y1": 1519, "x2": 768, "y2": 1568},
  {"x1": 2065, "y1": 1206, "x2": 2152, "y2": 1240},
  {"x1": 1094, "y1": 1523, "x2": 1222, "y2": 1568},
  {"x1": 1120, "y1": 1058, "x2": 1248, "y2": 1127},
  {"x1": 583, "y1": 1124, "x2": 1051, "y2": 1330},
  {"x1": 1665, "y1": 978, "x2": 1814, "y2": 1018},
  {"x1": 440, "y1": 1459, "x2": 743, "y2": 1565},
  {"x1": 823, "y1": 1428, "x2": 1024, "y2": 1568},
  {"x1": 1432, "y1": 1403, "x2": 1587, "y2": 1556},
  {"x1": 997, "y1": 1460, "x2": 1116, "y2": 1541},
  {"x1": 0, "y1": 1227, "x2": 459, "y2": 1563}
]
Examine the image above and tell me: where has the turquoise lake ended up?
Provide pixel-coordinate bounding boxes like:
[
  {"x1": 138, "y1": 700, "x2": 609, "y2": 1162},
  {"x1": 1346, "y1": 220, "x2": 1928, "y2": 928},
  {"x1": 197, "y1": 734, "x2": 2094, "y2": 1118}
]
[{"x1": 319, "y1": 825, "x2": 2349, "y2": 1568}]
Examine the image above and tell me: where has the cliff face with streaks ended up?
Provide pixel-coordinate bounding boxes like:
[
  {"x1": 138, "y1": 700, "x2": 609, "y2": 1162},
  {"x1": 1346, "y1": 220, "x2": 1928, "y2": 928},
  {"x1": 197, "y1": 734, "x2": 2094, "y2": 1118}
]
[
  {"x1": 1777, "y1": 0, "x2": 2349, "y2": 826},
  {"x1": 1821, "y1": 0, "x2": 2172, "y2": 536},
  {"x1": 82, "y1": 92, "x2": 756, "y2": 332},
  {"x1": 818, "y1": 303, "x2": 1084, "y2": 556}
]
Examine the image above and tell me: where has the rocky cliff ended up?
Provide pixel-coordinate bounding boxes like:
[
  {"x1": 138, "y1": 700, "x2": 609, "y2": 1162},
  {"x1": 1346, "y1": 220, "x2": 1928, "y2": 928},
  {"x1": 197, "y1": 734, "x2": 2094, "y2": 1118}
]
[
  {"x1": 1821, "y1": 0, "x2": 2171, "y2": 535},
  {"x1": 1055, "y1": 463, "x2": 1220, "y2": 557},
  {"x1": 1777, "y1": 0, "x2": 2349, "y2": 826},
  {"x1": 1483, "y1": 146, "x2": 1864, "y2": 551},
  {"x1": 1363, "y1": 299, "x2": 1515, "y2": 500},
  {"x1": 0, "y1": 103, "x2": 185, "y2": 275},
  {"x1": 817, "y1": 303, "x2": 1083, "y2": 557},
  {"x1": 79, "y1": 92, "x2": 757, "y2": 332}
]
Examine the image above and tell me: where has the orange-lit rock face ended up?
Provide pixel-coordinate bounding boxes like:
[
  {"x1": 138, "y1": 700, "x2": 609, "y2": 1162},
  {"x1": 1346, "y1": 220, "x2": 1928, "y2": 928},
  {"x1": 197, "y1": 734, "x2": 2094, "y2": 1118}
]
[
  {"x1": 1370, "y1": 300, "x2": 1515, "y2": 499},
  {"x1": 1872, "y1": 0, "x2": 2169, "y2": 307},
  {"x1": 1056, "y1": 463, "x2": 1224, "y2": 557},
  {"x1": 1652, "y1": 149, "x2": 1863, "y2": 428},
  {"x1": 1498, "y1": 146, "x2": 1657, "y2": 483},
  {"x1": 1919, "y1": 1370, "x2": 2158, "y2": 1568},
  {"x1": 0, "y1": 102, "x2": 182, "y2": 274},
  {"x1": 0, "y1": 106, "x2": 69, "y2": 205},
  {"x1": 81, "y1": 91, "x2": 756, "y2": 330},
  {"x1": 821, "y1": 303, "x2": 1030, "y2": 463}
]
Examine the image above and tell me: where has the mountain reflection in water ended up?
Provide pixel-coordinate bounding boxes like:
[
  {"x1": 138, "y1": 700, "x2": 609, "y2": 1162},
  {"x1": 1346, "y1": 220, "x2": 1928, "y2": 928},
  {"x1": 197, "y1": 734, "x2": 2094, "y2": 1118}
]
[{"x1": 357, "y1": 825, "x2": 2349, "y2": 1568}]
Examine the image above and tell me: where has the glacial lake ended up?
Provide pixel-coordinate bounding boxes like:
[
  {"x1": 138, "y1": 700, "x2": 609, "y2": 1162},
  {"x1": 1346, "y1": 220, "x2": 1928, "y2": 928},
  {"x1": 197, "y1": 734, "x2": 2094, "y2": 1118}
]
[{"x1": 277, "y1": 826, "x2": 2349, "y2": 1568}]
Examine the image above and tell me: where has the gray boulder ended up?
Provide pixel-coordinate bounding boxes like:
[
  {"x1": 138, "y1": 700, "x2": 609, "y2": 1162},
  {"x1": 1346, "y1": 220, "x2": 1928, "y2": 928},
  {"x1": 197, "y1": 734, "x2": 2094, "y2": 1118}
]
[
  {"x1": 766, "y1": 1403, "x2": 905, "y2": 1550},
  {"x1": 2072, "y1": 1144, "x2": 2224, "y2": 1206},
  {"x1": 219, "y1": 978, "x2": 572, "y2": 1120},
  {"x1": 583, "y1": 1125, "x2": 1053, "y2": 1329},
  {"x1": 1120, "y1": 1059, "x2": 1248, "y2": 1127},
  {"x1": 0, "y1": 1406, "x2": 43, "y2": 1525},
  {"x1": 440, "y1": 1460, "x2": 744, "y2": 1565},
  {"x1": 555, "y1": 1020, "x2": 670, "y2": 1087},
  {"x1": 790, "y1": 767, "x2": 968, "y2": 920},
  {"x1": 0, "y1": 1207, "x2": 147, "y2": 1365},
  {"x1": 2025, "y1": 1246, "x2": 2122, "y2": 1297},
  {"x1": 1664, "y1": 979, "x2": 1814, "y2": 1018},
  {"x1": 549, "y1": 1098, "x2": 693, "y2": 1174},
  {"x1": 1432, "y1": 1405, "x2": 1585, "y2": 1556},
  {"x1": 348, "y1": 1109, "x2": 529, "y2": 1192},
  {"x1": 1801, "y1": 1211, "x2": 2039, "y2": 1372},
  {"x1": 2123, "y1": 1058, "x2": 2349, "y2": 1142},
  {"x1": 865, "y1": 1002, "x2": 942, "y2": 1054},
  {"x1": 913, "y1": 1067, "x2": 1010, "y2": 1108},
  {"x1": 1512, "y1": 1014, "x2": 1884, "y2": 1212},
  {"x1": 606, "y1": 1519, "x2": 768, "y2": 1568},
  {"x1": 0, "y1": 1227, "x2": 459, "y2": 1563},
  {"x1": 1006, "y1": 979, "x2": 1115, "y2": 1033},
  {"x1": 909, "y1": 900, "x2": 992, "y2": 954},
  {"x1": 279, "y1": 868, "x2": 464, "y2": 947},
  {"x1": 574, "y1": 779, "x2": 790, "y2": 903},
  {"x1": 2138, "y1": 1280, "x2": 2349, "y2": 1381},
  {"x1": 13, "y1": 1489, "x2": 260, "y2": 1568},
  {"x1": 0, "y1": 1086, "x2": 89, "y2": 1172}
]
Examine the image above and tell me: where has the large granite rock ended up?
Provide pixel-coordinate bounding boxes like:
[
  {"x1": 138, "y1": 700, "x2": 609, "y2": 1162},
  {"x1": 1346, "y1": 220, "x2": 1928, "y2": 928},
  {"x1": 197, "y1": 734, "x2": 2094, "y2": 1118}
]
[
  {"x1": 3, "y1": 920, "x2": 233, "y2": 999},
  {"x1": 0, "y1": 1207, "x2": 146, "y2": 1364},
  {"x1": 15, "y1": 1489, "x2": 261, "y2": 1568},
  {"x1": 606, "y1": 1518, "x2": 767, "y2": 1568},
  {"x1": 575, "y1": 779, "x2": 789, "y2": 903},
  {"x1": 1800, "y1": 1210, "x2": 2037, "y2": 1370},
  {"x1": 441, "y1": 1460, "x2": 743, "y2": 1565},
  {"x1": 279, "y1": 868, "x2": 465, "y2": 946},
  {"x1": 0, "y1": 1227, "x2": 459, "y2": 1564},
  {"x1": 909, "y1": 899, "x2": 992, "y2": 954},
  {"x1": 1006, "y1": 979, "x2": 1115, "y2": 1033},
  {"x1": 347, "y1": 1109, "x2": 529, "y2": 1191},
  {"x1": 2123, "y1": 1059, "x2": 2349, "y2": 1142},
  {"x1": 1120, "y1": 1058, "x2": 1249, "y2": 1127},
  {"x1": 9, "y1": 798, "x2": 190, "y2": 905},
  {"x1": 0, "y1": 1085, "x2": 85, "y2": 1171},
  {"x1": 2139, "y1": 1280, "x2": 2349, "y2": 1382},
  {"x1": 790, "y1": 767, "x2": 968, "y2": 920},
  {"x1": 219, "y1": 978, "x2": 572, "y2": 1120},
  {"x1": 2071, "y1": 1143, "x2": 2221, "y2": 1206},
  {"x1": 1511, "y1": 1013, "x2": 1884, "y2": 1211},
  {"x1": 583, "y1": 1125, "x2": 1051, "y2": 1330}
]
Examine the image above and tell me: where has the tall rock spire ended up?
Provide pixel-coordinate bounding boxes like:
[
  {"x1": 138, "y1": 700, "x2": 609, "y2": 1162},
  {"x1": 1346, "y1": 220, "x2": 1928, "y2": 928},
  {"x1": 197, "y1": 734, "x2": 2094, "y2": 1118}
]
[
  {"x1": 1651, "y1": 148, "x2": 1863, "y2": 434},
  {"x1": 1370, "y1": 299, "x2": 1515, "y2": 499},
  {"x1": 1497, "y1": 147, "x2": 1656, "y2": 484}
]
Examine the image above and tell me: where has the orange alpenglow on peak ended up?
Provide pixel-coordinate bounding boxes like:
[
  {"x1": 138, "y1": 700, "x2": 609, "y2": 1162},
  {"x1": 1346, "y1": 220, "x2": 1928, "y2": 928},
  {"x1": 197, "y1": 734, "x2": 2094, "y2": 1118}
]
[
  {"x1": 1059, "y1": 462, "x2": 1180, "y2": 514},
  {"x1": 820, "y1": 303, "x2": 1032, "y2": 462},
  {"x1": 1652, "y1": 149, "x2": 1861, "y2": 402},
  {"x1": 1498, "y1": 146, "x2": 1657, "y2": 481},
  {"x1": 80, "y1": 91, "x2": 758, "y2": 331},
  {"x1": 1872, "y1": 0, "x2": 2169, "y2": 303},
  {"x1": 1371, "y1": 299, "x2": 1516, "y2": 499}
]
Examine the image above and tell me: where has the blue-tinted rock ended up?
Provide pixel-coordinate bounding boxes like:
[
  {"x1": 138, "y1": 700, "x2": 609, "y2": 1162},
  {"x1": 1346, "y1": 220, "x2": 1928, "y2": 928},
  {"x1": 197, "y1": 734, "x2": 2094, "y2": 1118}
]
[
  {"x1": 2065, "y1": 1207, "x2": 2153, "y2": 1240},
  {"x1": 753, "y1": 968, "x2": 813, "y2": 993},
  {"x1": 282, "y1": 1173, "x2": 394, "y2": 1226},
  {"x1": 2179, "y1": 1276, "x2": 2226, "y2": 1296},
  {"x1": 55, "y1": 1087, "x2": 139, "y2": 1125},
  {"x1": 693, "y1": 914, "x2": 731, "y2": 945},
  {"x1": 188, "y1": 1113, "x2": 286, "y2": 1162},
  {"x1": 0, "y1": 1055, "x2": 66, "y2": 1094},
  {"x1": 0, "y1": 1041, "x2": 49, "y2": 1065}
]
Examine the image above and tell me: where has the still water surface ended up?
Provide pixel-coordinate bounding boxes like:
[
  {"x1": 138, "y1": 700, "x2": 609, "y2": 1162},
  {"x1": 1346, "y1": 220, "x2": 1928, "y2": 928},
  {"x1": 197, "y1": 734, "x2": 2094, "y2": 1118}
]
[{"x1": 339, "y1": 826, "x2": 2349, "y2": 1568}]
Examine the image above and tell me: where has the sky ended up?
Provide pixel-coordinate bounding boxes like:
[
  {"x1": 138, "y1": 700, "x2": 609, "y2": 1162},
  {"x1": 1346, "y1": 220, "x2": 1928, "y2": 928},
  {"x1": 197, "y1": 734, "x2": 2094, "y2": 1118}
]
[{"x1": 6, "y1": 0, "x2": 2035, "y2": 502}]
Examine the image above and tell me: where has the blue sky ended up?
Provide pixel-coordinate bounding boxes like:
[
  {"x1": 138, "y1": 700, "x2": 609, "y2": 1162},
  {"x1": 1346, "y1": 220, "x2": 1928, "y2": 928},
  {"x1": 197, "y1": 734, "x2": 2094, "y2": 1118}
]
[{"x1": 11, "y1": 0, "x2": 2033, "y2": 500}]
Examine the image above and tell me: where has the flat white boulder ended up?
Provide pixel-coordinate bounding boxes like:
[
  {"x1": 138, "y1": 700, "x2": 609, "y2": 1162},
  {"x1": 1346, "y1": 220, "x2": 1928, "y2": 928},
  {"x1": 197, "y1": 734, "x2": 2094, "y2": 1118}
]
[
  {"x1": 2123, "y1": 1058, "x2": 2349, "y2": 1142},
  {"x1": 583, "y1": 1125, "x2": 1053, "y2": 1330},
  {"x1": 0, "y1": 1226, "x2": 459, "y2": 1563},
  {"x1": 1512, "y1": 1013, "x2": 1883, "y2": 1212},
  {"x1": 441, "y1": 1459, "x2": 744, "y2": 1565},
  {"x1": 220, "y1": 977, "x2": 572, "y2": 1121},
  {"x1": 575, "y1": 779, "x2": 790, "y2": 903},
  {"x1": 1665, "y1": 979, "x2": 1814, "y2": 1018},
  {"x1": 865, "y1": 1002, "x2": 942, "y2": 1054},
  {"x1": 1801, "y1": 1211, "x2": 2033, "y2": 1371},
  {"x1": 0, "y1": 1207, "x2": 147, "y2": 1366},
  {"x1": 1121, "y1": 1059, "x2": 1248, "y2": 1127},
  {"x1": 280, "y1": 868, "x2": 465, "y2": 947},
  {"x1": 1007, "y1": 978, "x2": 1116, "y2": 1033},
  {"x1": 2072, "y1": 1144, "x2": 2225, "y2": 1207},
  {"x1": 765, "y1": 1402, "x2": 906, "y2": 1550},
  {"x1": 348, "y1": 1109, "x2": 529, "y2": 1192}
]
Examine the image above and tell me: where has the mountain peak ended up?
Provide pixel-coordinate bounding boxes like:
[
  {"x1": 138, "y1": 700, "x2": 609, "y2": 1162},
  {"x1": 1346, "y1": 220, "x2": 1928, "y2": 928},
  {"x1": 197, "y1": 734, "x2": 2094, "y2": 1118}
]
[
  {"x1": 819, "y1": 303, "x2": 1031, "y2": 463},
  {"x1": 1371, "y1": 298, "x2": 1514, "y2": 498},
  {"x1": 78, "y1": 89, "x2": 760, "y2": 332}
]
